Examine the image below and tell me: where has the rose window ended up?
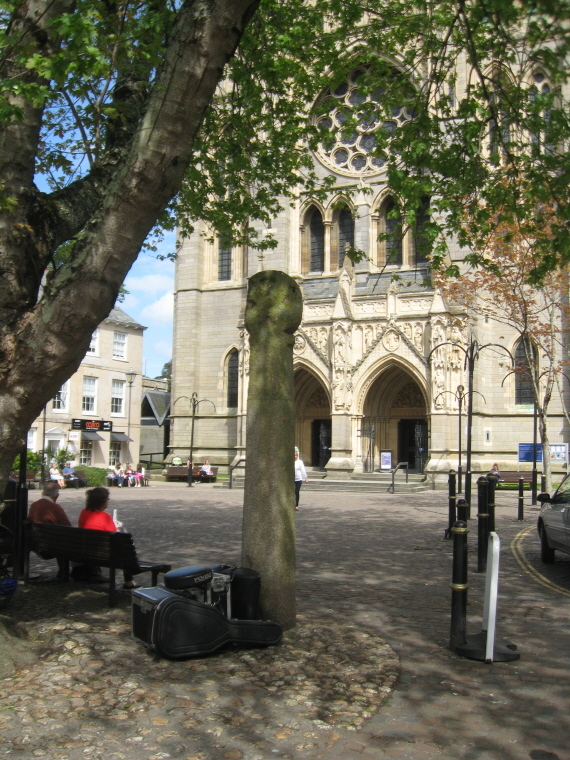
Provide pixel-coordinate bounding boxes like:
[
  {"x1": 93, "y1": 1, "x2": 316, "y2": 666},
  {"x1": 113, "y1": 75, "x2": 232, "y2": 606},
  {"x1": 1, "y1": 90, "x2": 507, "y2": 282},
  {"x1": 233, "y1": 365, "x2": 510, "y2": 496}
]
[{"x1": 313, "y1": 67, "x2": 413, "y2": 177}]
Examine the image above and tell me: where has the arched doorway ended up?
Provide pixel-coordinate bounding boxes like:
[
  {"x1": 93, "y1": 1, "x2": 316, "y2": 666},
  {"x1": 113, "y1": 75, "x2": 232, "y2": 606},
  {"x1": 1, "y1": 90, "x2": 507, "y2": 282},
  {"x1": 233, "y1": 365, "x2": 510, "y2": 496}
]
[
  {"x1": 362, "y1": 364, "x2": 427, "y2": 473},
  {"x1": 294, "y1": 368, "x2": 331, "y2": 469}
]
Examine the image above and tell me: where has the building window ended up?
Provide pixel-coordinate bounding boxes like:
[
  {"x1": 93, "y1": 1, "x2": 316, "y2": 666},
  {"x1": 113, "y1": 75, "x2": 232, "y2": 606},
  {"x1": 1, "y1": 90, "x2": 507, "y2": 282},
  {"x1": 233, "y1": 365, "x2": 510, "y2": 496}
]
[
  {"x1": 514, "y1": 340, "x2": 536, "y2": 405},
  {"x1": 337, "y1": 207, "x2": 354, "y2": 269},
  {"x1": 310, "y1": 209, "x2": 325, "y2": 272},
  {"x1": 87, "y1": 329, "x2": 99, "y2": 355},
  {"x1": 530, "y1": 71, "x2": 553, "y2": 154},
  {"x1": 82, "y1": 376, "x2": 97, "y2": 413},
  {"x1": 111, "y1": 380, "x2": 125, "y2": 415},
  {"x1": 227, "y1": 350, "x2": 239, "y2": 409},
  {"x1": 109, "y1": 441, "x2": 121, "y2": 466},
  {"x1": 218, "y1": 234, "x2": 232, "y2": 281},
  {"x1": 53, "y1": 380, "x2": 69, "y2": 411},
  {"x1": 414, "y1": 197, "x2": 431, "y2": 264},
  {"x1": 27, "y1": 429, "x2": 36, "y2": 452},
  {"x1": 385, "y1": 199, "x2": 403, "y2": 266},
  {"x1": 79, "y1": 440, "x2": 92, "y2": 466},
  {"x1": 113, "y1": 331, "x2": 126, "y2": 359}
]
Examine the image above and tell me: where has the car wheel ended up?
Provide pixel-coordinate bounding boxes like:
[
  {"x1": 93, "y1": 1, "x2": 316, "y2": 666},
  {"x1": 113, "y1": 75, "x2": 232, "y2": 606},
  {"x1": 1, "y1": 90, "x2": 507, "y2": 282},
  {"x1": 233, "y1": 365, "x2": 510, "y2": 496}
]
[{"x1": 540, "y1": 523, "x2": 555, "y2": 563}]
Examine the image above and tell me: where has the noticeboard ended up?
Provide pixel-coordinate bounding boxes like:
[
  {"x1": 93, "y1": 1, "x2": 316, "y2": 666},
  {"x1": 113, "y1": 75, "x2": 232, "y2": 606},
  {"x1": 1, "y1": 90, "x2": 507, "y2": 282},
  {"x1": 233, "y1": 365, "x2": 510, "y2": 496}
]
[
  {"x1": 518, "y1": 444, "x2": 543, "y2": 463},
  {"x1": 550, "y1": 444, "x2": 568, "y2": 464},
  {"x1": 380, "y1": 450, "x2": 392, "y2": 470}
]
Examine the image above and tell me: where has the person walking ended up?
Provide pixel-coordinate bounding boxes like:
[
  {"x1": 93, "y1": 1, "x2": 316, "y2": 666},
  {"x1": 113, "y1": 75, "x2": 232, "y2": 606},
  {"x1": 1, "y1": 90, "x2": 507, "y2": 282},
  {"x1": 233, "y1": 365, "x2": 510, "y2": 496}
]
[{"x1": 294, "y1": 447, "x2": 307, "y2": 511}]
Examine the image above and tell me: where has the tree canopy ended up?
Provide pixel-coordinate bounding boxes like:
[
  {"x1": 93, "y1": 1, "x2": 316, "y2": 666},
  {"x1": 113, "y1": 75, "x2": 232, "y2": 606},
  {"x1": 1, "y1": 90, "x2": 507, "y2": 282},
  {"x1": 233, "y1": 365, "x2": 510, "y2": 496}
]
[{"x1": 2, "y1": 0, "x2": 570, "y2": 490}]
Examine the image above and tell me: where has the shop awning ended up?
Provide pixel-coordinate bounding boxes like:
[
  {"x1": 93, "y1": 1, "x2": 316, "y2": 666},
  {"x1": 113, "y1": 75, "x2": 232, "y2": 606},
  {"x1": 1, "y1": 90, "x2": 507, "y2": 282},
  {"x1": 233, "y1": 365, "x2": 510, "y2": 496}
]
[
  {"x1": 111, "y1": 432, "x2": 133, "y2": 442},
  {"x1": 81, "y1": 431, "x2": 104, "y2": 441}
]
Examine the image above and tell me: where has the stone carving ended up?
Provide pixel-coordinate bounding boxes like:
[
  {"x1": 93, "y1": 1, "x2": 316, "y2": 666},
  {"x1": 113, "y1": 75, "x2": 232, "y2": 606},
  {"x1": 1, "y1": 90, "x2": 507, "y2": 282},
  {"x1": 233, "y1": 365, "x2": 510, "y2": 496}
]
[
  {"x1": 319, "y1": 327, "x2": 329, "y2": 356},
  {"x1": 400, "y1": 299, "x2": 432, "y2": 313},
  {"x1": 304, "y1": 305, "x2": 331, "y2": 319},
  {"x1": 364, "y1": 324, "x2": 375, "y2": 353},
  {"x1": 307, "y1": 388, "x2": 329, "y2": 410},
  {"x1": 413, "y1": 322, "x2": 424, "y2": 352},
  {"x1": 293, "y1": 333, "x2": 306, "y2": 354},
  {"x1": 239, "y1": 329, "x2": 250, "y2": 375},
  {"x1": 393, "y1": 382, "x2": 425, "y2": 408},
  {"x1": 382, "y1": 329, "x2": 401, "y2": 352},
  {"x1": 353, "y1": 301, "x2": 385, "y2": 315}
]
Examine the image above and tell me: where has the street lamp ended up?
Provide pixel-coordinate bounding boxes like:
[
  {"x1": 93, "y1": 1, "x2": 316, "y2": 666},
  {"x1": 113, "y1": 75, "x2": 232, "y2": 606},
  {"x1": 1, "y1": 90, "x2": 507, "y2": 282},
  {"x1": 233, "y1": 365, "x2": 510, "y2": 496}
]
[
  {"x1": 456, "y1": 385, "x2": 465, "y2": 492},
  {"x1": 125, "y1": 367, "x2": 136, "y2": 463},
  {"x1": 173, "y1": 394, "x2": 216, "y2": 487}
]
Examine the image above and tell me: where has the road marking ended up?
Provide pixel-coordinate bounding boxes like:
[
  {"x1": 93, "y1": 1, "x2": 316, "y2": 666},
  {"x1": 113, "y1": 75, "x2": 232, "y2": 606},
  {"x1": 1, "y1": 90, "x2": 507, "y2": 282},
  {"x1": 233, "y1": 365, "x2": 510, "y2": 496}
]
[{"x1": 511, "y1": 526, "x2": 570, "y2": 598}]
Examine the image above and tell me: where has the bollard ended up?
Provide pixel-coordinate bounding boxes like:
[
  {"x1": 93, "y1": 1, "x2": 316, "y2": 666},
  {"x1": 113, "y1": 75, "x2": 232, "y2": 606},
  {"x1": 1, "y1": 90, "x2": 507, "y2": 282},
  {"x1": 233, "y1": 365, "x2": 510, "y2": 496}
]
[
  {"x1": 477, "y1": 477, "x2": 489, "y2": 573},
  {"x1": 465, "y1": 473, "x2": 472, "y2": 518},
  {"x1": 541, "y1": 474, "x2": 546, "y2": 494},
  {"x1": 446, "y1": 470, "x2": 457, "y2": 539},
  {"x1": 450, "y1": 520, "x2": 469, "y2": 652},
  {"x1": 486, "y1": 474, "x2": 496, "y2": 533},
  {"x1": 518, "y1": 477, "x2": 525, "y2": 521},
  {"x1": 457, "y1": 498, "x2": 469, "y2": 523}
]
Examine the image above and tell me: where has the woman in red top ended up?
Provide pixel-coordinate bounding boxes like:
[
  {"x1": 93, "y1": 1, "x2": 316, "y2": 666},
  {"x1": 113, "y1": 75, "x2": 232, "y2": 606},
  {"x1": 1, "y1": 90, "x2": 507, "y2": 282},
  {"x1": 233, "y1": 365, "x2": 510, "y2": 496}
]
[{"x1": 79, "y1": 487, "x2": 136, "y2": 589}]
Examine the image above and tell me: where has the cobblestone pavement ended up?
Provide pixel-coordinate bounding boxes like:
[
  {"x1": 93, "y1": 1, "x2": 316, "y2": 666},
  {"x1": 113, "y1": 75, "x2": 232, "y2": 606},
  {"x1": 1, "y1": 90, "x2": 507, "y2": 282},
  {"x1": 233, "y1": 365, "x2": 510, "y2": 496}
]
[{"x1": 1, "y1": 483, "x2": 570, "y2": 760}]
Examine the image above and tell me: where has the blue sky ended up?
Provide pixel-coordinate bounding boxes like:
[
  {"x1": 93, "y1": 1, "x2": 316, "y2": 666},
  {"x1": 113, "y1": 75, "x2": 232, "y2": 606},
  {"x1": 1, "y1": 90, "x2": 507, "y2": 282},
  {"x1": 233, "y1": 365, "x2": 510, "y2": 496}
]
[{"x1": 122, "y1": 232, "x2": 175, "y2": 379}]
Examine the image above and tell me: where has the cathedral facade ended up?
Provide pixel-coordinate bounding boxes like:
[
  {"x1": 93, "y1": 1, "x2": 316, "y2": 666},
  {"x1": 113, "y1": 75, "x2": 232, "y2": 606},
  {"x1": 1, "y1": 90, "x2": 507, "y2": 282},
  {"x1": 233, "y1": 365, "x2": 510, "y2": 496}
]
[{"x1": 169, "y1": 66, "x2": 568, "y2": 487}]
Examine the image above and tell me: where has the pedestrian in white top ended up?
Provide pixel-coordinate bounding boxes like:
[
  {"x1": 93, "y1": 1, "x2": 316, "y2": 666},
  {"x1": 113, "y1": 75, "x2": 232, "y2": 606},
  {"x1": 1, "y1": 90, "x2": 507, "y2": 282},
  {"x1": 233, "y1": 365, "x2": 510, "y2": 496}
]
[{"x1": 294, "y1": 448, "x2": 307, "y2": 511}]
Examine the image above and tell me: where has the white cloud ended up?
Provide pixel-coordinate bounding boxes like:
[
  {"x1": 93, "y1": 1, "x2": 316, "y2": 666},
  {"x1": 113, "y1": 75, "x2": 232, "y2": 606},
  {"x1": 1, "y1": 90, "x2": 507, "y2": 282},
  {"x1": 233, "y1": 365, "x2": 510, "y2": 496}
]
[
  {"x1": 124, "y1": 273, "x2": 174, "y2": 295},
  {"x1": 140, "y1": 292, "x2": 174, "y2": 325}
]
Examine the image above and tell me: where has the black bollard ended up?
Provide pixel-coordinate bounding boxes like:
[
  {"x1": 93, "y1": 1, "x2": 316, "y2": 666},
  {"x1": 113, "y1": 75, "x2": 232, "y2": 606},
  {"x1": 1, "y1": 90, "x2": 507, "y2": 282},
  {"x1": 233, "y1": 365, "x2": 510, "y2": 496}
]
[
  {"x1": 476, "y1": 477, "x2": 489, "y2": 574},
  {"x1": 486, "y1": 474, "x2": 496, "y2": 533},
  {"x1": 465, "y1": 473, "x2": 472, "y2": 518},
  {"x1": 518, "y1": 477, "x2": 525, "y2": 521},
  {"x1": 457, "y1": 498, "x2": 469, "y2": 523},
  {"x1": 541, "y1": 474, "x2": 546, "y2": 494},
  {"x1": 446, "y1": 470, "x2": 457, "y2": 539},
  {"x1": 450, "y1": 520, "x2": 469, "y2": 652}
]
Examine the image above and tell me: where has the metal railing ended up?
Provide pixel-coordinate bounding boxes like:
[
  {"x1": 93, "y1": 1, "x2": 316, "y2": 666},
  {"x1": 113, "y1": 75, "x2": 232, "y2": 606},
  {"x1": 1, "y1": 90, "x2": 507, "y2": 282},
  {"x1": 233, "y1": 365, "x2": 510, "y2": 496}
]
[
  {"x1": 229, "y1": 458, "x2": 246, "y2": 489},
  {"x1": 388, "y1": 462, "x2": 409, "y2": 494},
  {"x1": 138, "y1": 453, "x2": 166, "y2": 471}
]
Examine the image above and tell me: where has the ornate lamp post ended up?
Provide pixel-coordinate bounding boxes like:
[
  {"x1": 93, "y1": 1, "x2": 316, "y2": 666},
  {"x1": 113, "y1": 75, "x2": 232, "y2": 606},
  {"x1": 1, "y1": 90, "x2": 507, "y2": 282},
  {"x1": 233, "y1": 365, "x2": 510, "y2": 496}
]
[
  {"x1": 173, "y1": 394, "x2": 216, "y2": 487},
  {"x1": 125, "y1": 367, "x2": 136, "y2": 464}
]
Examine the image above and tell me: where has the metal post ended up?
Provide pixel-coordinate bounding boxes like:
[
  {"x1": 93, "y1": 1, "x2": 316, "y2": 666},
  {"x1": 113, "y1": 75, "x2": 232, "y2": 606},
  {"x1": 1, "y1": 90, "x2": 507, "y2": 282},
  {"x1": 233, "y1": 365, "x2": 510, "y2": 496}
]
[
  {"x1": 541, "y1": 474, "x2": 546, "y2": 493},
  {"x1": 477, "y1": 476, "x2": 489, "y2": 574},
  {"x1": 457, "y1": 386, "x2": 464, "y2": 493},
  {"x1": 457, "y1": 498, "x2": 469, "y2": 523},
  {"x1": 187, "y1": 392, "x2": 198, "y2": 487},
  {"x1": 531, "y1": 402, "x2": 538, "y2": 506},
  {"x1": 446, "y1": 470, "x2": 456, "y2": 539},
  {"x1": 125, "y1": 368, "x2": 136, "y2": 465},
  {"x1": 518, "y1": 477, "x2": 525, "y2": 521},
  {"x1": 486, "y1": 473, "x2": 496, "y2": 533},
  {"x1": 40, "y1": 405, "x2": 47, "y2": 487},
  {"x1": 464, "y1": 343, "x2": 476, "y2": 511},
  {"x1": 450, "y1": 520, "x2": 469, "y2": 652}
]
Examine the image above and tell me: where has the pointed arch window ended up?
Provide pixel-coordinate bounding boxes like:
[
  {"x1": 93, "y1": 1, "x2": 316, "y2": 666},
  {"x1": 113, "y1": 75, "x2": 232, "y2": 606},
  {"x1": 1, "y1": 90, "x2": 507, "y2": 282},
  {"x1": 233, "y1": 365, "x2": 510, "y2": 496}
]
[
  {"x1": 309, "y1": 209, "x2": 325, "y2": 272},
  {"x1": 530, "y1": 71, "x2": 553, "y2": 155},
  {"x1": 514, "y1": 339, "x2": 537, "y2": 405},
  {"x1": 218, "y1": 233, "x2": 232, "y2": 281},
  {"x1": 414, "y1": 197, "x2": 431, "y2": 264},
  {"x1": 227, "y1": 350, "x2": 239, "y2": 409},
  {"x1": 385, "y1": 199, "x2": 403, "y2": 266},
  {"x1": 337, "y1": 207, "x2": 354, "y2": 269}
]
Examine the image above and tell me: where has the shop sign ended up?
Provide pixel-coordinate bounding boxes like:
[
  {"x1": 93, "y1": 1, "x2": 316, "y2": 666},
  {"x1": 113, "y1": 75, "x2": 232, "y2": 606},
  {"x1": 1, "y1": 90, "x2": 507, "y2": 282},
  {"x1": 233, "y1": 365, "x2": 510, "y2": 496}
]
[{"x1": 71, "y1": 419, "x2": 112, "y2": 432}]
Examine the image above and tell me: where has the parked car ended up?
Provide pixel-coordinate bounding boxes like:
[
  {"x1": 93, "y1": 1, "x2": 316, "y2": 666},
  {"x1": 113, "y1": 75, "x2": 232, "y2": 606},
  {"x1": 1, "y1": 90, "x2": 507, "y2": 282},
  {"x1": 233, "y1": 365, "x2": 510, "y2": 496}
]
[{"x1": 537, "y1": 475, "x2": 570, "y2": 563}]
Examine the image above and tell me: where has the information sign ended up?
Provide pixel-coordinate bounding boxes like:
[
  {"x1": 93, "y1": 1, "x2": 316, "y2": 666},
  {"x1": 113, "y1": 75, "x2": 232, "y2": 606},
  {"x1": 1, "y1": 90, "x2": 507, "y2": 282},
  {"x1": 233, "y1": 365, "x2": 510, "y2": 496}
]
[
  {"x1": 380, "y1": 450, "x2": 392, "y2": 470},
  {"x1": 71, "y1": 419, "x2": 112, "y2": 432}
]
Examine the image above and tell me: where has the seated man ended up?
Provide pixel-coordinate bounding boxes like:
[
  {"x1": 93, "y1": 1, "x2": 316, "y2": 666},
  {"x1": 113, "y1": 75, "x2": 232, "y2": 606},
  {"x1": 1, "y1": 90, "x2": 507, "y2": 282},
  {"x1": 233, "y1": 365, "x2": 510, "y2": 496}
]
[
  {"x1": 28, "y1": 482, "x2": 71, "y2": 578},
  {"x1": 62, "y1": 462, "x2": 79, "y2": 489}
]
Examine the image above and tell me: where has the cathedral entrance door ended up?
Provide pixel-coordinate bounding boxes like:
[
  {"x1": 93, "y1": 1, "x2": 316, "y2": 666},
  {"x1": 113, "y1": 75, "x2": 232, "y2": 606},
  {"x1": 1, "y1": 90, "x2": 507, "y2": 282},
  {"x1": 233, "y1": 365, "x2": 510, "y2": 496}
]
[
  {"x1": 311, "y1": 419, "x2": 331, "y2": 470},
  {"x1": 398, "y1": 419, "x2": 427, "y2": 473}
]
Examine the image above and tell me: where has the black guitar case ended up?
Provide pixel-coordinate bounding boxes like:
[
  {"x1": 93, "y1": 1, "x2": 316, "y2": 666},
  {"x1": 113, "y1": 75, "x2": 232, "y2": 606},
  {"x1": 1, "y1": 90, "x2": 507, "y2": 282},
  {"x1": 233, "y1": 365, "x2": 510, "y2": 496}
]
[{"x1": 132, "y1": 586, "x2": 282, "y2": 659}]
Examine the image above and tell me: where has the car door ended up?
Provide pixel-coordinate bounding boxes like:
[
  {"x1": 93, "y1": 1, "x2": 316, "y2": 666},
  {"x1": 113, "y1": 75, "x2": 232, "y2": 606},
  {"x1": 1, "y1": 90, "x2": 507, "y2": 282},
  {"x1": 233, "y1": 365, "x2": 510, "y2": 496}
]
[{"x1": 544, "y1": 476, "x2": 570, "y2": 550}]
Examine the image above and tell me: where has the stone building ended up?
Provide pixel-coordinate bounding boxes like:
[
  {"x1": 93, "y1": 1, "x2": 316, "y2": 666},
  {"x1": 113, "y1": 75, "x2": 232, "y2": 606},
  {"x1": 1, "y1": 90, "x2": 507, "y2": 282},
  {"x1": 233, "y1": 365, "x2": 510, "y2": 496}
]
[
  {"x1": 28, "y1": 307, "x2": 145, "y2": 468},
  {"x1": 169, "y1": 65, "x2": 569, "y2": 486}
]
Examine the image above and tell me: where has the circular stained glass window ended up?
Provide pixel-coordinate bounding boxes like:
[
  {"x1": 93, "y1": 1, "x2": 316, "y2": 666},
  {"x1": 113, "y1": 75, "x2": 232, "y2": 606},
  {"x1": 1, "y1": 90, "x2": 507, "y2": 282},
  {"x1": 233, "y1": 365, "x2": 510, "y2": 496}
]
[{"x1": 312, "y1": 66, "x2": 411, "y2": 177}]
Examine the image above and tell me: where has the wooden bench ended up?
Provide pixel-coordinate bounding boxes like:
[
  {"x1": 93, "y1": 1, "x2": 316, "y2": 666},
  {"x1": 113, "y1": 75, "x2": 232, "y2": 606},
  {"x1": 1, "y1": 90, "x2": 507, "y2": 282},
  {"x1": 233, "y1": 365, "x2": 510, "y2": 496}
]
[
  {"x1": 24, "y1": 523, "x2": 171, "y2": 606},
  {"x1": 63, "y1": 469, "x2": 88, "y2": 488},
  {"x1": 10, "y1": 471, "x2": 40, "y2": 488},
  {"x1": 166, "y1": 465, "x2": 218, "y2": 483},
  {"x1": 495, "y1": 471, "x2": 534, "y2": 488}
]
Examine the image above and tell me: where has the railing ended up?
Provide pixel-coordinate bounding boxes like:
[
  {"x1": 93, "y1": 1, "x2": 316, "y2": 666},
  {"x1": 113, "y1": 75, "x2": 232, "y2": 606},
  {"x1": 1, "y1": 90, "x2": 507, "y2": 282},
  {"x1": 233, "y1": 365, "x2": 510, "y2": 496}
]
[
  {"x1": 138, "y1": 453, "x2": 165, "y2": 471},
  {"x1": 388, "y1": 462, "x2": 409, "y2": 494},
  {"x1": 229, "y1": 458, "x2": 246, "y2": 489}
]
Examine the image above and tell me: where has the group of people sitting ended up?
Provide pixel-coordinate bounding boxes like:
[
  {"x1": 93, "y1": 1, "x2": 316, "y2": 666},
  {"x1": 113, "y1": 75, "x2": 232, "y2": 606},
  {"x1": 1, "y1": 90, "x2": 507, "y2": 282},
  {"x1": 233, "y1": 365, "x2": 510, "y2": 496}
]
[
  {"x1": 28, "y1": 481, "x2": 137, "y2": 589},
  {"x1": 107, "y1": 462, "x2": 145, "y2": 488},
  {"x1": 48, "y1": 462, "x2": 84, "y2": 489}
]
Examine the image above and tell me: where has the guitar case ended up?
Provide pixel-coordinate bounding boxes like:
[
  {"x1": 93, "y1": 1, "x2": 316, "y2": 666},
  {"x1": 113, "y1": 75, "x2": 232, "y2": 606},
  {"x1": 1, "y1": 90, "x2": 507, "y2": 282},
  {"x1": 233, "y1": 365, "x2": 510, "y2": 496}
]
[{"x1": 132, "y1": 586, "x2": 282, "y2": 659}]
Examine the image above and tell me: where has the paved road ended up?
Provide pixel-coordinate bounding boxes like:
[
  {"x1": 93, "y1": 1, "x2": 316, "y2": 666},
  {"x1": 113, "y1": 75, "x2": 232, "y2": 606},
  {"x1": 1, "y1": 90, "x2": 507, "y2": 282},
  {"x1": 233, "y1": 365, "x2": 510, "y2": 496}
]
[{"x1": 7, "y1": 483, "x2": 570, "y2": 760}]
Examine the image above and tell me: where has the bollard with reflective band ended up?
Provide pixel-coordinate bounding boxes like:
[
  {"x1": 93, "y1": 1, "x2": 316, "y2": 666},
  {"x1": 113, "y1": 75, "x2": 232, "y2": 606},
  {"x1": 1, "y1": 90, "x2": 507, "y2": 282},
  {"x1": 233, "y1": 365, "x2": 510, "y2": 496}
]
[
  {"x1": 541, "y1": 474, "x2": 546, "y2": 494},
  {"x1": 518, "y1": 478, "x2": 524, "y2": 521},
  {"x1": 446, "y1": 470, "x2": 457, "y2": 539},
  {"x1": 486, "y1": 474, "x2": 496, "y2": 533},
  {"x1": 476, "y1": 477, "x2": 489, "y2": 574},
  {"x1": 456, "y1": 532, "x2": 520, "y2": 663},
  {"x1": 457, "y1": 498, "x2": 469, "y2": 523},
  {"x1": 450, "y1": 520, "x2": 469, "y2": 652}
]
